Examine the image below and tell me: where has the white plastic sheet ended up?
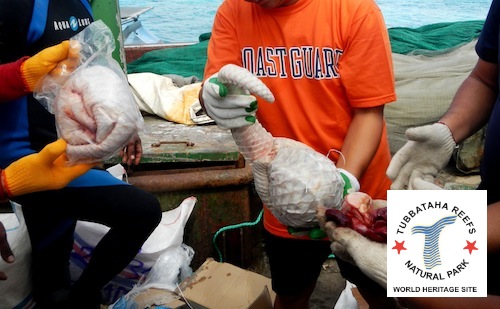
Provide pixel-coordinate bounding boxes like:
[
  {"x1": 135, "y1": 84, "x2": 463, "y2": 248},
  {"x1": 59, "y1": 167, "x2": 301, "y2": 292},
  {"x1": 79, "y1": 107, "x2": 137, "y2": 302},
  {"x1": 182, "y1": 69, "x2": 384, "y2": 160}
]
[{"x1": 70, "y1": 196, "x2": 197, "y2": 304}]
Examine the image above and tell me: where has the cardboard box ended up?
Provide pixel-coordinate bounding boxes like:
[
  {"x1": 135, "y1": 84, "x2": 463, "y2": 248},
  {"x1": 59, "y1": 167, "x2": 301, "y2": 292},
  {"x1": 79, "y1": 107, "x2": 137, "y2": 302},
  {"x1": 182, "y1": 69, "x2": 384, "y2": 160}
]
[{"x1": 131, "y1": 258, "x2": 275, "y2": 309}]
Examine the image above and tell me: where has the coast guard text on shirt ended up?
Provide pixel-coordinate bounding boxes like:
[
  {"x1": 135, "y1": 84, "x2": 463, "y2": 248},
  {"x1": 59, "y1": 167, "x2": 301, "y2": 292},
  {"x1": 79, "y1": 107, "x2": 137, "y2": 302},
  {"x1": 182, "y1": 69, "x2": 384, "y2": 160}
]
[{"x1": 241, "y1": 46, "x2": 342, "y2": 80}]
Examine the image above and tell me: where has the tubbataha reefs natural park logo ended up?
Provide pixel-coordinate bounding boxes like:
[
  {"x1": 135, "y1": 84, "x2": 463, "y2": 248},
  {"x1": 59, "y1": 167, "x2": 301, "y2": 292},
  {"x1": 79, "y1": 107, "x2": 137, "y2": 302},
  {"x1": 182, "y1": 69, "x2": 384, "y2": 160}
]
[{"x1": 387, "y1": 190, "x2": 487, "y2": 297}]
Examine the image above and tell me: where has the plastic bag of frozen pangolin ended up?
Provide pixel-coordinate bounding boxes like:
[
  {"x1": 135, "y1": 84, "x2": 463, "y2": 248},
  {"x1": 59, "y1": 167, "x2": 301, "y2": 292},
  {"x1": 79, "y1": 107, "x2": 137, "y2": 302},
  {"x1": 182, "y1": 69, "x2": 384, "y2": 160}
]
[{"x1": 34, "y1": 20, "x2": 144, "y2": 164}]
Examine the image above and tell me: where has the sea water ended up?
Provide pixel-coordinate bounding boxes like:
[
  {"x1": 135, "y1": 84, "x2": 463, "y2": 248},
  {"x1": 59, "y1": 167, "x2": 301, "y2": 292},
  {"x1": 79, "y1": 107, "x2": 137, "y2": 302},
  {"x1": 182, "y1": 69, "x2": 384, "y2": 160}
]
[{"x1": 118, "y1": 0, "x2": 492, "y2": 43}]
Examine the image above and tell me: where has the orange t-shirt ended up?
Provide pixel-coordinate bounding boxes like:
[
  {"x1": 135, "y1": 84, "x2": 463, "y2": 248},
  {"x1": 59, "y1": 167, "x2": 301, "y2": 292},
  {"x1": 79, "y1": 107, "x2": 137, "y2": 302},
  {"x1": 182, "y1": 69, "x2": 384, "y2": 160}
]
[{"x1": 204, "y1": 0, "x2": 396, "y2": 239}]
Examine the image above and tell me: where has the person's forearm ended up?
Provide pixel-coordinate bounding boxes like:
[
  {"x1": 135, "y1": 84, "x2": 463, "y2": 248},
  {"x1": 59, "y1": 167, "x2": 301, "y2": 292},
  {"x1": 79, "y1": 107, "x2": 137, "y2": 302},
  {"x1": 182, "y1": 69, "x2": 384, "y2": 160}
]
[
  {"x1": 440, "y1": 59, "x2": 498, "y2": 143},
  {"x1": 0, "y1": 57, "x2": 30, "y2": 102},
  {"x1": 337, "y1": 106, "x2": 385, "y2": 179}
]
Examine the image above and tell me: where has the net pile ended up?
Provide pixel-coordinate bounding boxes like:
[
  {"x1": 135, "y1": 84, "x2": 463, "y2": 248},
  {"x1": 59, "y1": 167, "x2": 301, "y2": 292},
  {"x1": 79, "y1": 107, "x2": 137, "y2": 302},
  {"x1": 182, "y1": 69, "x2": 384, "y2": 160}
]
[{"x1": 386, "y1": 21, "x2": 485, "y2": 173}]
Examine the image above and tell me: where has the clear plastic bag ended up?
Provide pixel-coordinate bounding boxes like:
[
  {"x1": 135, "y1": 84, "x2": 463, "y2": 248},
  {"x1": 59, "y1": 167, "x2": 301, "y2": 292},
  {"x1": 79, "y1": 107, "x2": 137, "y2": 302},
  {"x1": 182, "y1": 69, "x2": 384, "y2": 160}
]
[{"x1": 35, "y1": 20, "x2": 144, "y2": 164}]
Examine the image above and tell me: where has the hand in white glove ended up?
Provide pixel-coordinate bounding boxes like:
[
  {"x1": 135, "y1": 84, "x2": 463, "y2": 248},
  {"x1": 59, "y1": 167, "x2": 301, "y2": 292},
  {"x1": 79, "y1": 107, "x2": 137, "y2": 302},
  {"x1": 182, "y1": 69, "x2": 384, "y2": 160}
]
[
  {"x1": 201, "y1": 64, "x2": 274, "y2": 129},
  {"x1": 317, "y1": 200, "x2": 388, "y2": 289},
  {"x1": 386, "y1": 123, "x2": 456, "y2": 190},
  {"x1": 411, "y1": 177, "x2": 444, "y2": 190},
  {"x1": 330, "y1": 226, "x2": 387, "y2": 289}
]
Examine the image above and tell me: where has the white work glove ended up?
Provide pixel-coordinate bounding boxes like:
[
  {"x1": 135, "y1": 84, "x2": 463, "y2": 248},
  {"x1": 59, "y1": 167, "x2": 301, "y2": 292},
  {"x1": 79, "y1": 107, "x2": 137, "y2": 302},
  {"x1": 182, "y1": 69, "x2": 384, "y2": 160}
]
[
  {"x1": 201, "y1": 64, "x2": 274, "y2": 129},
  {"x1": 317, "y1": 200, "x2": 388, "y2": 289},
  {"x1": 411, "y1": 177, "x2": 444, "y2": 190},
  {"x1": 386, "y1": 123, "x2": 456, "y2": 190},
  {"x1": 330, "y1": 227, "x2": 387, "y2": 289}
]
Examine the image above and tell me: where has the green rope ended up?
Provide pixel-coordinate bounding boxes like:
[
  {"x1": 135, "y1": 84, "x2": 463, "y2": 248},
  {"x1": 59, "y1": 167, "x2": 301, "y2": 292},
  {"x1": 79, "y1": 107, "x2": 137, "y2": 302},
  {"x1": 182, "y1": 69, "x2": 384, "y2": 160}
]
[
  {"x1": 212, "y1": 208, "x2": 336, "y2": 261},
  {"x1": 212, "y1": 209, "x2": 264, "y2": 262}
]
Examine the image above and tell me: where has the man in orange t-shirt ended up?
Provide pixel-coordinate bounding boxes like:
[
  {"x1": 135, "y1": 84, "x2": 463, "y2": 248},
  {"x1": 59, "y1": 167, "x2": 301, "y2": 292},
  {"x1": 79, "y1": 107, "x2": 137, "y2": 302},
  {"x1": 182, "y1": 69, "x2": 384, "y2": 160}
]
[{"x1": 200, "y1": 0, "x2": 397, "y2": 308}]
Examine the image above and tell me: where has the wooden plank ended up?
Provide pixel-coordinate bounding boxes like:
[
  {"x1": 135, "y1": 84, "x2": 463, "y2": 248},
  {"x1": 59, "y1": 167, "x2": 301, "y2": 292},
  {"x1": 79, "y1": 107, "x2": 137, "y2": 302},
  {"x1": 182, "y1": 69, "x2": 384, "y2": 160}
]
[{"x1": 106, "y1": 115, "x2": 240, "y2": 164}]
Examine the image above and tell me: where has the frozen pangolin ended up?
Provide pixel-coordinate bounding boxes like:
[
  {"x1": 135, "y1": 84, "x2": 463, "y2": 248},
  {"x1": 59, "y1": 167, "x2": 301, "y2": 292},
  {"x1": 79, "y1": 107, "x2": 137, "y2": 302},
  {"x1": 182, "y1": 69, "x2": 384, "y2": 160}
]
[
  {"x1": 54, "y1": 65, "x2": 143, "y2": 163},
  {"x1": 217, "y1": 64, "x2": 345, "y2": 228}
]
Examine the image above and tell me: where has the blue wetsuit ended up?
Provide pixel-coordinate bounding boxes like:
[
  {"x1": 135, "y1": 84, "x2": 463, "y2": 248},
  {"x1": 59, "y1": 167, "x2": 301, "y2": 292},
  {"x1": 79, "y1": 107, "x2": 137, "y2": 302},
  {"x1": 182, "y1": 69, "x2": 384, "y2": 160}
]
[
  {"x1": 0, "y1": 1, "x2": 162, "y2": 307},
  {"x1": 473, "y1": 0, "x2": 500, "y2": 295}
]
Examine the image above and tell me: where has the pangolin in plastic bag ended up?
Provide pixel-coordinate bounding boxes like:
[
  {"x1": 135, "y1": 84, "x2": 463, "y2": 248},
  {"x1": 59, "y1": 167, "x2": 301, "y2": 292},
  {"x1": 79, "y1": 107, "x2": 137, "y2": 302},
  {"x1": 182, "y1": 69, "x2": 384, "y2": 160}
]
[
  {"x1": 216, "y1": 64, "x2": 345, "y2": 228},
  {"x1": 53, "y1": 65, "x2": 143, "y2": 164},
  {"x1": 34, "y1": 21, "x2": 143, "y2": 164}
]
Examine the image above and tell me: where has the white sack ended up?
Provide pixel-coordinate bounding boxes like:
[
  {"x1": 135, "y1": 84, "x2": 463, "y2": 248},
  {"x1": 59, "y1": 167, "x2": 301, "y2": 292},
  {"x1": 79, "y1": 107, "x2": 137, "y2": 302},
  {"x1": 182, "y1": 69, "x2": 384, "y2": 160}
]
[
  {"x1": 128, "y1": 72, "x2": 212, "y2": 125},
  {"x1": 69, "y1": 196, "x2": 196, "y2": 304}
]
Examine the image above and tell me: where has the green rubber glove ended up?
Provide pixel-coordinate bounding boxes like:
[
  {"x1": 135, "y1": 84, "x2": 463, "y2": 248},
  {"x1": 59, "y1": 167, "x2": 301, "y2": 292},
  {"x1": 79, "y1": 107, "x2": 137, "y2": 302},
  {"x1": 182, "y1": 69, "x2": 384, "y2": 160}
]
[
  {"x1": 201, "y1": 64, "x2": 274, "y2": 129},
  {"x1": 202, "y1": 73, "x2": 259, "y2": 129}
]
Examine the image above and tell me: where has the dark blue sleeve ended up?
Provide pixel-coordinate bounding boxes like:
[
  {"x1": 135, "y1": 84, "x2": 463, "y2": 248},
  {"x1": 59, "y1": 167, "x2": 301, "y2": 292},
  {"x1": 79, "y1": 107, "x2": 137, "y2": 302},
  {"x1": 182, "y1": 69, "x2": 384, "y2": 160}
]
[
  {"x1": 476, "y1": 0, "x2": 500, "y2": 64},
  {"x1": 0, "y1": 0, "x2": 33, "y2": 63}
]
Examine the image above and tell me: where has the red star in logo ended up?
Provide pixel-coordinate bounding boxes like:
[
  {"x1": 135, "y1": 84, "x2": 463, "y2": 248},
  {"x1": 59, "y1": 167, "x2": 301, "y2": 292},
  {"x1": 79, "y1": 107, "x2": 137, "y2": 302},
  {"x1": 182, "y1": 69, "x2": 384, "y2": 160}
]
[
  {"x1": 464, "y1": 240, "x2": 478, "y2": 254},
  {"x1": 392, "y1": 240, "x2": 407, "y2": 254}
]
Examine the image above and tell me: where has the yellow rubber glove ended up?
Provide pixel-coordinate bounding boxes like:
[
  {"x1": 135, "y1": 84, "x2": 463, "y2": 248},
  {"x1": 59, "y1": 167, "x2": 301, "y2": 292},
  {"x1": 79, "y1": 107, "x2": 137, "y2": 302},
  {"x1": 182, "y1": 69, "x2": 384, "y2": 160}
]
[
  {"x1": 1, "y1": 139, "x2": 95, "y2": 197},
  {"x1": 49, "y1": 40, "x2": 81, "y2": 78},
  {"x1": 20, "y1": 40, "x2": 71, "y2": 91}
]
